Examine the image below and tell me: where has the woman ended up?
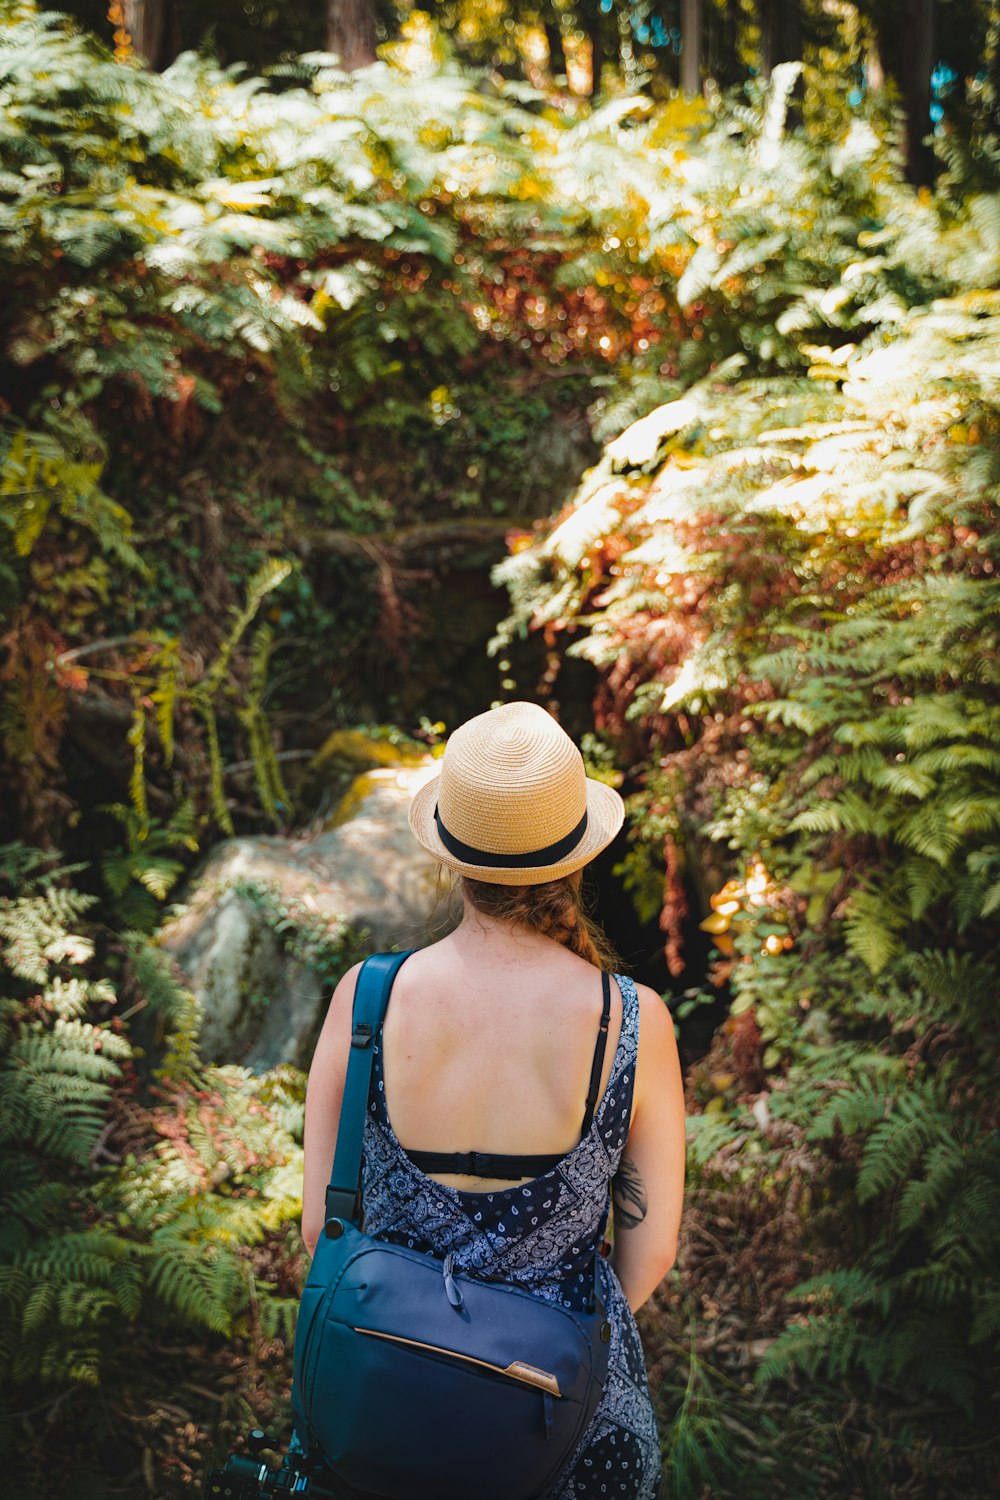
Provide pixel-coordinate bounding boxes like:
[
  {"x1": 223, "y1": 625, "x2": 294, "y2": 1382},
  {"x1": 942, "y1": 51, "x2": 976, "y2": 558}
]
[{"x1": 302, "y1": 701, "x2": 685, "y2": 1499}]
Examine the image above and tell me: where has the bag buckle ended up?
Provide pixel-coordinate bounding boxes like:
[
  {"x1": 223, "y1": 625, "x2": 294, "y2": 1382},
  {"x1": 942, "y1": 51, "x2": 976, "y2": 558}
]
[
  {"x1": 351, "y1": 1022, "x2": 374, "y2": 1049},
  {"x1": 326, "y1": 1184, "x2": 360, "y2": 1227}
]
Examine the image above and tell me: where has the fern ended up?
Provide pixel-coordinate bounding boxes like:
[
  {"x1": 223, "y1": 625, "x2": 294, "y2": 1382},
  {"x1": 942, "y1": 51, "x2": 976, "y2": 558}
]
[
  {"x1": 854, "y1": 1080, "x2": 953, "y2": 1204},
  {"x1": 143, "y1": 1239, "x2": 240, "y2": 1336},
  {"x1": 807, "y1": 1071, "x2": 896, "y2": 1143},
  {"x1": 842, "y1": 881, "x2": 905, "y2": 974},
  {"x1": 1, "y1": 856, "x2": 305, "y2": 1495}
]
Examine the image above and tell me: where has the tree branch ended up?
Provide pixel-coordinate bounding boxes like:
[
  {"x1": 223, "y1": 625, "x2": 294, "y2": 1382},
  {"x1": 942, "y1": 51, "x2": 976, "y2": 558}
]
[{"x1": 297, "y1": 517, "x2": 517, "y2": 561}]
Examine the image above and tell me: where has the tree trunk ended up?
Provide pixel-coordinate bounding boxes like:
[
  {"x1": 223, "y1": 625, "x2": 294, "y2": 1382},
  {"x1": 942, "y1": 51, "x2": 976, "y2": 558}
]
[
  {"x1": 901, "y1": 0, "x2": 935, "y2": 186},
  {"x1": 584, "y1": 8, "x2": 604, "y2": 97},
  {"x1": 721, "y1": 0, "x2": 741, "y2": 87},
  {"x1": 545, "y1": 20, "x2": 567, "y2": 81},
  {"x1": 759, "y1": 0, "x2": 802, "y2": 78},
  {"x1": 327, "y1": 0, "x2": 377, "y2": 72},
  {"x1": 681, "y1": 0, "x2": 701, "y2": 96},
  {"x1": 122, "y1": 0, "x2": 180, "y2": 70}
]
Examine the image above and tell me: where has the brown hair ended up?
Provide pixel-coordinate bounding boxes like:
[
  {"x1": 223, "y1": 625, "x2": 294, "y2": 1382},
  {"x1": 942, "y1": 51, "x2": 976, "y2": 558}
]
[{"x1": 461, "y1": 874, "x2": 618, "y2": 970}]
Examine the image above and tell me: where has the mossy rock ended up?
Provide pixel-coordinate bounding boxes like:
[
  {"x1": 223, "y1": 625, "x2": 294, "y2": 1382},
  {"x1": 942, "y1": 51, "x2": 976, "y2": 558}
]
[
  {"x1": 297, "y1": 727, "x2": 430, "y2": 815},
  {"x1": 160, "y1": 757, "x2": 448, "y2": 1070}
]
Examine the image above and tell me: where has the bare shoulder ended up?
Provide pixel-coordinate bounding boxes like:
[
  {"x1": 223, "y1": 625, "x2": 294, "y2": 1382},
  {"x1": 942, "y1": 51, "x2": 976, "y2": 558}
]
[
  {"x1": 632, "y1": 980, "x2": 682, "y2": 1102},
  {"x1": 323, "y1": 960, "x2": 364, "y2": 1022},
  {"x1": 332, "y1": 959, "x2": 364, "y2": 1004},
  {"x1": 634, "y1": 980, "x2": 676, "y2": 1046},
  {"x1": 310, "y1": 960, "x2": 365, "y2": 1065}
]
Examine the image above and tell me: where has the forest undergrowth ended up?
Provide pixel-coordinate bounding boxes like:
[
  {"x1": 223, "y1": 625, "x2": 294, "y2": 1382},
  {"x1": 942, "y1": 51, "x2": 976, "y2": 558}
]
[
  {"x1": 1, "y1": 3, "x2": 998, "y2": 1496},
  {"x1": 494, "y1": 82, "x2": 1000, "y2": 1500}
]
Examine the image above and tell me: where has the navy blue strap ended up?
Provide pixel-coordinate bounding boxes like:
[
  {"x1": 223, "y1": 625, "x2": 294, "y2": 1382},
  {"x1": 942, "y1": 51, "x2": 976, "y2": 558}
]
[{"x1": 326, "y1": 951, "x2": 413, "y2": 1229}]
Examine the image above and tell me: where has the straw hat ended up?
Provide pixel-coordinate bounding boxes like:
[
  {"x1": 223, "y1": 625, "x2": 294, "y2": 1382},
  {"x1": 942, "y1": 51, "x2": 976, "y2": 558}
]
[{"x1": 408, "y1": 701, "x2": 625, "y2": 886}]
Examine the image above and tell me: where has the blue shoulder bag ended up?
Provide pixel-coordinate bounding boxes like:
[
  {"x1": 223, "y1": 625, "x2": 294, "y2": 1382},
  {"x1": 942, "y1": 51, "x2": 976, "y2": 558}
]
[{"x1": 292, "y1": 951, "x2": 612, "y2": 1500}]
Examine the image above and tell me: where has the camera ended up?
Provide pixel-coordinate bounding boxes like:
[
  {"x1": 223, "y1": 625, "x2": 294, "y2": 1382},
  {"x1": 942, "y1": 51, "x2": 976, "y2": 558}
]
[{"x1": 204, "y1": 1430, "x2": 336, "y2": 1498}]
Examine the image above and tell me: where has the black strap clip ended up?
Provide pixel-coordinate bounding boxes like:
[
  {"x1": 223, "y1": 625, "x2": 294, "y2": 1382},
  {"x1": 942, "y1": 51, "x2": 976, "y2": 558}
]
[
  {"x1": 449, "y1": 1150, "x2": 492, "y2": 1175},
  {"x1": 351, "y1": 1021, "x2": 374, "y2": 1049},
  {"x1": 326, "y1": 1183, "x2": 360, "y2": 1227}
]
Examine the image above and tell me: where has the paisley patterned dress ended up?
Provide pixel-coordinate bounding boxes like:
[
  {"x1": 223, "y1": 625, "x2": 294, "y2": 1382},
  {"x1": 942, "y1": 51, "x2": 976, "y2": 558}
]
[{"x1": 361, "y1": 972, "x2": 661, "y2": 1500}]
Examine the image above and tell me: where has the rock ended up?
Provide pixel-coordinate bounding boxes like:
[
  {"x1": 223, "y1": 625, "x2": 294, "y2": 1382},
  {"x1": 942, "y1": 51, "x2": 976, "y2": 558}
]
[
  {"x1": 159, "y1": 758, "x2": 445, "y2": 1071},
  {"x1": 296, "y1": 727, "x2": 430, "y2": 817}
]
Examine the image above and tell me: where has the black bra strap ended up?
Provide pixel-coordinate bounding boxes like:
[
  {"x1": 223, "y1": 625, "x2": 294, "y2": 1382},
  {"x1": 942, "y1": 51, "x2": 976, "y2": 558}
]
[
  {"x1": 404, "y1": 972, "x2": 613, "y2": 1180},
  {"x1": 580, "y1": 971, "x2": 612, "y2": 1137},
  {"x1": 406, "y1": 1148, "x2": 565, "y2": 1179}
]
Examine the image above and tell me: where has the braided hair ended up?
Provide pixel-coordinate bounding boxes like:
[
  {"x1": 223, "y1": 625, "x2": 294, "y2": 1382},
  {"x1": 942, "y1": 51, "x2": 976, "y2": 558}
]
[{"x1": 461, "y1": 875, "x2": 618, "y2": 970}]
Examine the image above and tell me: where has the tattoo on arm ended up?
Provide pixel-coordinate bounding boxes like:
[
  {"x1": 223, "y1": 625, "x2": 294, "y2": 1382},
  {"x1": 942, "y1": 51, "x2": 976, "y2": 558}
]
[{"x1": 612, "y1": 1153, "x2": 647, "y2": 1231}]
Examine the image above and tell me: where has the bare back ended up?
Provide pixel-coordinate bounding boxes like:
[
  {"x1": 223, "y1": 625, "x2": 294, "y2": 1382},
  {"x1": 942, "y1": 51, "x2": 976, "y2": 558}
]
[
  {"x1": 380, "y1": 925, "x2": 623, "y2": 1192},
  {"x1": 302, "y1": 904, "x2": 685, "y2": 1311}
]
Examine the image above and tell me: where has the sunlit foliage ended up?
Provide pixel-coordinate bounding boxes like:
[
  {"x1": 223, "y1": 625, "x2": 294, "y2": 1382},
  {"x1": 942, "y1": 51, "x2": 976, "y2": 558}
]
[
  {"x1": 494, "y1": 65, "x2": 1000, "y2": 1497},
  {"x1": 0, "y1": 2, "x2": 647, "y2": 868}
]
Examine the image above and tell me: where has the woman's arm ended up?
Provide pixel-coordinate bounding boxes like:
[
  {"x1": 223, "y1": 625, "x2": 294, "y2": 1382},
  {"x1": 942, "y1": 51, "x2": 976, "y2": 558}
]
[
  {"x1": 608, "y1": 982, "x2": 685, "y2": 1313},
  {"x1": 301, "y1": 963, "x2": 362, "y2": 1259}
]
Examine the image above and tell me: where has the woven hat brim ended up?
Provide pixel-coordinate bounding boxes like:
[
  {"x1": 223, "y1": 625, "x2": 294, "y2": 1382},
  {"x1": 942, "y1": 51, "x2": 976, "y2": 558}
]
[{"x1": 408, "y1": 773, "x2": 625, "y2": 886}]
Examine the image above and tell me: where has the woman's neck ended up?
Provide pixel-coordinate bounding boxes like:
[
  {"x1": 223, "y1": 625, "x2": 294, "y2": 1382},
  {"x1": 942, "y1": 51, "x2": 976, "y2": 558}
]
[{"x1": 449, "y1": 899, "x2": 554, "y2": 962}]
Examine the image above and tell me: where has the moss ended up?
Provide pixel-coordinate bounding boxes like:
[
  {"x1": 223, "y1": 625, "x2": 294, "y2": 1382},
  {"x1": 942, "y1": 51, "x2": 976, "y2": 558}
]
[{"x1": 298, "y1": 726, "x2": 429, "y2": 815}]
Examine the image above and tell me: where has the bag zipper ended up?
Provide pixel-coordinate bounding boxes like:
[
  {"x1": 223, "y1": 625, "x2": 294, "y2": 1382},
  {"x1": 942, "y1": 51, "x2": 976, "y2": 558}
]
[{"x1": 352, "y1": 1327, "x2": 562, "y2": 1396}]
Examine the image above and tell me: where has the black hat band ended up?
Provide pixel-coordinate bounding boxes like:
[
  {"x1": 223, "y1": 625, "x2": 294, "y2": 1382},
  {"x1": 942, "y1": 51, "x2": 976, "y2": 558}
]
[{"x1": 434, "y1": 805, "x2": 589, "y2": 869}]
